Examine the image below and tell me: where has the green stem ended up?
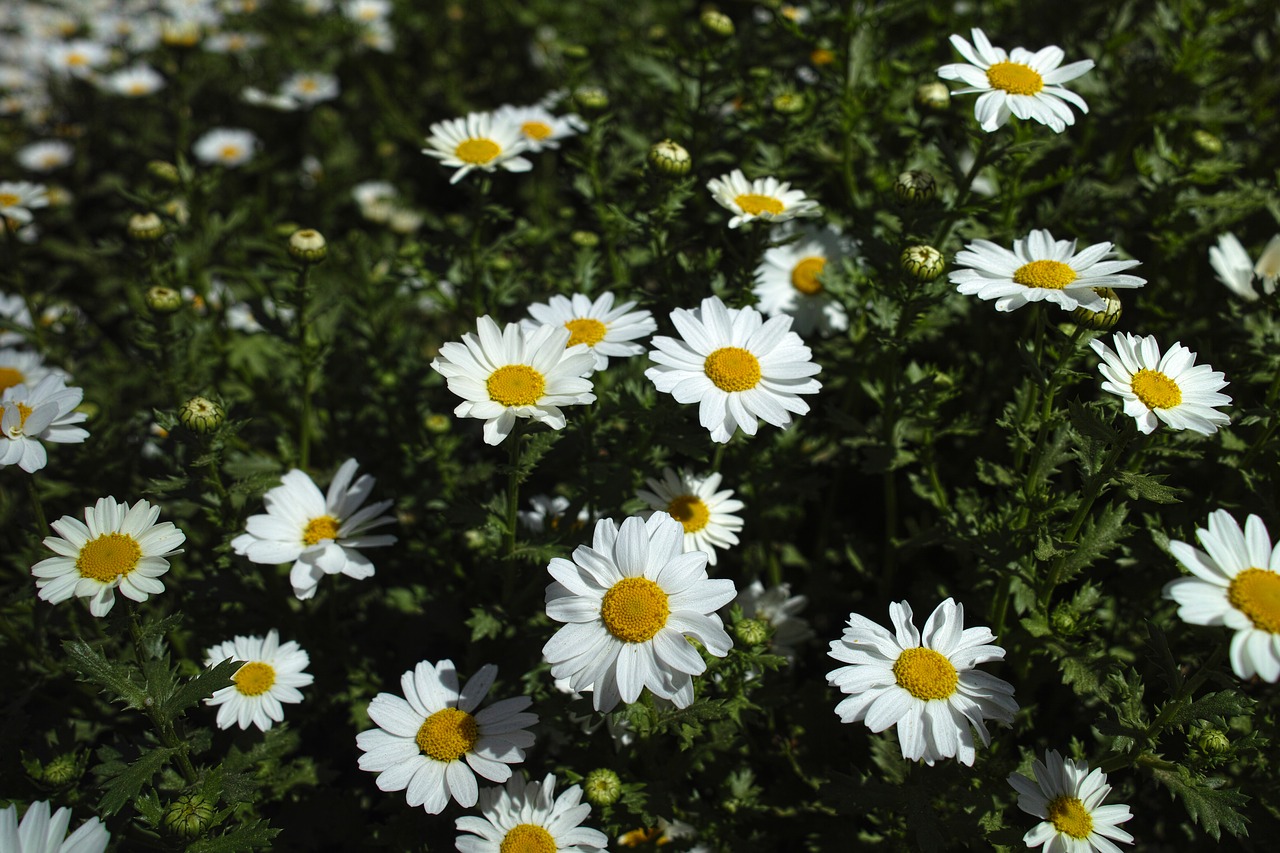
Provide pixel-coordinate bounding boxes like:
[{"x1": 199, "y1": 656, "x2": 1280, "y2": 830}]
[
  {"x1": 931, "y1": 134, "x2": 995, "y2": 251},
  {"x1": 128, "y1": 608, "x2": 197, "y2": 783},
  {"x1": 504, "y1": 421, "x2": 525, "y2": 557},
  {"x1": 295, "y1": 264, "x2": 312, "y2": 469},
  {"x1": 26, "y1": 475, "x2": 49, "y2": 538}
]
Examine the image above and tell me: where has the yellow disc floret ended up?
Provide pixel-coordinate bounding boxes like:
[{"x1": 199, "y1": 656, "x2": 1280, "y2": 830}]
[
  {"x1": 219, "y1": 145, "x2": 242, "y2": 162},
  {"x1": 521, "y1": 121, "x2": 553, "y2": 141},
  {"x1": 0, "y1": 193, "x2": 20, "y2": 207},
  {"x1": 790, "y1": 256, "x2": 827, "y2": 295},
  {"x1": 1012, "y1": 259, "x2": 1078, "y2": 290},
  {"x1": 303, "y1": 515, "x2": 341, "y2": 546},
  {"x1": 986, "y1": 61, "x2": 1044, "y2": 95},
  {"x1": 1046, "y1": 795, "x2": 1094, "y2": 839},
  {"x1": 75, "y1": 533, "x2": 142, "y2": 582},
  {"x1": 600, "y1": 577, "x2": 670, "y2": 643},
  {"x1": 487, "y1": 365, "x2": 547, "y2": 407},
  {"x1": 704, "y1": 347, "x2": 762, "y2": 392},
  {"x1": 1228, "y1": 568, "x2": 1280, "y2": 633},
  {"x1": 734, "y1": 194, "x2": 785, "y2": 216},
  {"x1": 0, "y1": 367, "x2": 25, "y2": 392},
  {"x1": 564, "y1": 317, "x2": 608, "y2": 347},
  {"x1": 1130, "y1": 369, "x2": 1182, "y2": 410},
  {"x1": 667, "y1": 494, "x2": 710, "y2": 533},
  {"x1": 455, "y1": 138, "x2": 501, "y2": 165},
  {"x1": 500, "y1": 824, "x2": 556, "y2": 853},
  {"x1": 416, "y1": 707, "x2": 479, "y2": 762},
  {"x1": 233, "y1": 662, "x2": 277, "y2": 696},
  {"x1": 892, "y1": 647, "x2": 959, "y2": 700}
]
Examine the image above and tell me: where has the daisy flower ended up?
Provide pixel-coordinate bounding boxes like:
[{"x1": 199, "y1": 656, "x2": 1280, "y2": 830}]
[
  {"x1": 422, "y1": 112, "x2": 532, "y2": 184},
  {"x1": 636, "y1": 467, "x2": 744, "y2": 566},
  {"x1": 826, "y1": 598, "x2": 1017, "y2": 766},
  {"x1": 0, "y1": 801, "x2": 109, "y2": 853},
  {"x1": 1209, "y1": 232, "x2": 1280, "y2": 301},
  {"x1": 46, "y1": 40, "x2": 110, "y2": 78},
  {"x1": 0, "y1": 349, "x2": 66, "y2": 394},
  {"x1": 16, "y1": 140, "x2": 74, "y2": 173},
  {"x1": 430, "y1": 316, "x2": 596, "y2": 446},
  {"x1": 645, "y1": 295, "x2": 822, "y2": 444},
  {"x1": 706, "y1": 169, "x2": 821, "y2": 229},
  {"x1": 543, "y1": 512, "x2": 737, "y2": 712},
  {"x1": 101, "y1": 64, "x2": 166, "y2": 97},
  {"x1": 31, "y1": 497, "x2": 185, "y2": 618},
  {"x1": 1, "y1": 375, "x2": 89, "y2": 474},
  {"x1": 950, "y1": 230, "x2": 1145, "y2": 313},
  {"x1": 492, "y1": 103, "x2": 586, "y2": 152},
  {"x1": 520, "y1": 291, "x2": 657, "y2": 372},
  {"x1": 193, "y1": 128, "x2": 259, "y2": 168},
  {"x1": 356, "y1": 660, "x2": 537, "y2": 814},
  {"x1": 937, "y1": 28, "x2": 1095, "y2": 133},
  {"x1": 230, "y1": 458, "x2": 398, "y2": 600},
  {"x1": 1090, "y1": 332, "x2": 1231, "y2": 435},
  {"x1": 454, "y1": 773, "x2": 608, "y2": 853},
  {"x1": 752, "y1": 224, "x2": 853, "y2": 335},
  {"x1": 733, "y1": 580, "x2": 813, "y2": 664},
  {"x1": 518, "y1": 494, "x2": 593, "y2": 534},
  {"x1": 204, "y1": 629, "x2": 315, "y2": 731},
  {"x1": 1164, "y1": 509, "x2": 1280, "y2": 682},
  {"x1": 0, "y1": 181, "x2": 50, "y2": 226},
  {"x1": 1009, "y1": 750, "x2": 1134, "y2": 852}
]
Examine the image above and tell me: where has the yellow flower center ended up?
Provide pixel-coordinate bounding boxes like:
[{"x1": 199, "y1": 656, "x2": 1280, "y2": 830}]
[
  {"x1": 126, "y1": 81, "x2": 149, "y2": 95},
  {"x1": 500, "y1": 824, "x2": 556, "y2": 853},
  {"x1": 892, "y1": 647, "x2": 959, "y2": 700},
  {"x1": 1228, "y1": 568, "x2": 1280, "y2": 633},
  {"x1": 564, "y1": 317, "x2": 607, "y2": 346},
  {"x1": 810, "y1": 48, "x2": 835, "y2": 66},
  {"x1": 1130, "y1": 369, "x2": 1182, "y2": 410},
  {"x1": 455, "y1": 138, "x2": 501, "y2": 165},
  {"x1": 600, "y1": 576, "x2": 670, "y2": 643},
  {"x1": 618, "y1": 827, "x2": 663, "y2": 846},
  {"x1": 75, "y1": 533, "x2": 142, "y2": 582},
  {"x1": 521, "y1": 121, "x2": 553, "y2": 141},
  {"x1": 303, "y1": 515, "x2": 341, "y2": 546},
  {"x1": 1012, "y1": 259, "x2": 1077, "y2": 290},
  {"x1": 791, "y1": 256, "x2": 827, "y2": 295},
  {"x1": 66, "y1": 52, "x2": 87, "y2": 67},
  {"x1": 704, "y1": 347, "x2": 762, "y2": 392},
  {"x1": 415, "y1": 707, "x2": 479, "y2": 762},
  {"x1": 1046, "y1": 795, "x2": 1094, "y2": 839},
  {"x1": 986, "y1": 61, "x2": 1044, "y2": 95},
  {"x1": 219, "y1": 144, "x2": 242, "y2": 161},
  {"x1": 734, "y1": 194, "x2": 785, "y2": 216},
  {"x1": 40, "y1": 153, "x2": 63, "y2": 167},
  {"x1": 233, "y1": 661, "x2": 276, "y2": 696},
  {"x1": 298, "y1": 78, "x2": 318, "y2": 93},
  {"x1": 0, "y1": 193, "x2": 20, "y2": 207},
  {"x1": 487, "y1": 364, "x2": 546, "y2": 406},
  {"x1": 667, "y1": 494, "x2": 710, "y2": 533},
  {"x1": 9, "y1": 401, "x2": 34, "y2": 434},
  {"x1": 0, "y1": 366, "x2": 25, "y2": 392}
]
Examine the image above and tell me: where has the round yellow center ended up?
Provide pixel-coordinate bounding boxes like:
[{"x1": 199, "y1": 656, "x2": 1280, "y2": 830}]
[
  {"x1": 75, "y1": 533, "x2": 142, "y2": 583},
  {"x1": 791, "y1": 256, "x2": 827, "y2": 295},
  {"x1": 810, "y1": 48, "x2": 835, "y2": 66},
  {"x1": 0, "y1": 193, "x2": 20, "y2": 207},
  {"x1": 233, "y1": 661, "x2": 276, "y2": 696},
  {"x1": 1130, "y1": 369, "x2": 1182, "y2": 410},
  {"x1": 219, "y1": 144, "x2": 242, "y2": 161},
  {"x1": 303, "y1": 515, "x2": 341, "y2": 546},
  {"x1": 892, "y1": 647, "x2": 959, "y2": 700},
  {"x1": 521, "y1": 121, "x2": 553, "y2": 141},
  {"x1": 986, "y1": 61, "x2": 1044, "y2": 95},
  {"x1": 40, "y1": 153, "x2": 62, "y2": 167},
  {"x1": 1228, "y1": 568, "x2": 1280, "y2": 633},
  {"x1": 455, "y1": 138, "x2": 501, "y2": 165},
  {"x1": 1046, "y1": 795, "x2": 1094, "y2": 839},
  {"x1": 600, "y1": 577, "x2": 670, "y2": 643},
  {"x1": 564, "y1": 317, "x2": 607, "y2": 347},
  {"x1": 0, "y1": 366, "x2": 25, "y2": 392},
  {"x1": 66, "y1": 52, "x2": 87, "y2": 67},
  {"x1": 1012, "y1": 259, "x2": 1077, "y2": 290},
  {"x1": 487, "y1": 364, "x2": 546, "y2": 407},
  {"x1": 126, "y1": 81, "x2": 149, "y2": 95},
  {"x1": 734, "y1": 194, "x2": 785, "y2": 216},
  {"x1": 500, "y1": 824, "x2": 556, "y2": 853},
  {"x1": 415, "y1": 707, "x2": 479, "y2": 762},
  {"x1": 704, "y1": 347, "x2": 762, "y2": 392},
  {"x1": 667, "y1": 495, "x2": 710, "y2": 533},
  {"x1": 298, "y1": 78, "x2": 318, "y2": 93}
]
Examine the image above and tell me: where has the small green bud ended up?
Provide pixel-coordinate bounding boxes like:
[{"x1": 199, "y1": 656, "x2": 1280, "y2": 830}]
[
  {"x1": 288, "y1": 228, "x2": 327, "y2": 264},
  {"x1": 145, "y1": 285, "x2": 183, "y2": 314},
  {"x1": 1070, "y1": 288, "x2": 1122, "y2": 331},
  {"x1": 489, "y1": 255, "x2": 514, "y2": 273},
  {"x1": 1196, "y1": 728, "x2": 1230, "y2": 755},
  {"x1": 1191, "y1": 129, "x2": 1223, "y2": 155},
  {"x1": 648, "y1": 139, "x2": 692, "y2": 177},
  {"x1": 424, "y1": 413, "x2": 452, "y2": 434},
  {"x1": 700, "y1": 9, "x2": 735, "y2": 38},
  {"x1": 735, "y1": 618, "x2": 771, "y2": 647},
  {"x1": 128, "y1": 212, "x2": 165, "y2": 241},
  {"x1": 573, "y1": 86, "x2": 609, "y2": 112},
  {"x1": 563, "y1": 44, "x2": 590, "y2": 61},
  {"x1": 147, "y1": 159, "x2": 181, "y2": 185},
  {"x1": 163, "y1": 793, "x2": 216, "y2": 838},
  {"x1": 571, "y1": 230, "x2": 600, "y2": 248},
  {"x1": 900, "y1": 245, "x2": 945, "y2": 282},
  {"x1": 772, "y1": 92, "x2": 806, "y2": 114},
  {"x1": 583, "y1": 768, "x2": 623, "y2": 806},
  {"x1": 915, "y1": 81, "x2": 951, "y2": 110},
  {"x1": 1050, "y1": 606, "x2": 1078, "y2": 636},
  {"x1": 41, "y1": 753, "x2": 82, "y2": 787},
  {"x1": 893, "y1": 170, "x2": 936, "y2": 205},
  {"x1": 179, "y1": 396, "x2": 224, "y2": 433}
]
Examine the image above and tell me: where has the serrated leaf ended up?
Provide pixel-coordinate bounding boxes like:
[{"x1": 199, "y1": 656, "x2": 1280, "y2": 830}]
[
  {"x1": 1058, "y1": 502, "x2": 1131, "y2": 586},
  {"x1": 185, "y1": 819, "x2": 279, "y2": 852},
  {"x1": 465, "y1": 607, "x2": 503, "y2": 642},
  {"x1": 1117, "y1": 470, "x2": 1182, "y2": 504},
  {"x1": 1069, "y1": 400, "x2": 1119, "y2": 444},
  {"x1": 1151, "y1": 764, "x2": 1250, "y2": 840},
  {"x1": 63, "y1": 639, "x2": 148, "y2": 710},
  {"x1": 160, "y1": 659, "x2": 239, "y2": 721},
  {"x1": 97, "y1": 746, "x2": 177, "y2": 815},
  {"x1": 1166, "y1": 691, "x2": 1256, "y2": 729}
]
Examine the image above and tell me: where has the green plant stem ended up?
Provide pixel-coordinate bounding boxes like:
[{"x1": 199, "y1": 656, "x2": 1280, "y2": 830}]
[
  {"x1": 839, "y1": 14, "x2": 870, "y2": 201},
  {"x1": 295, "y1": 263, "x2": 313, "y2": 470},
  {"x1": 1240, "y1": 368, "x2": 1280, "y2": 469},
  {"x1": 26, "y1": 475, "x2": 49, "y2": 538},
  {"x1": 931, "y1": 134, "x2": 995, "y2": 251},
  {"x1": 128, "y1": 609, "x2": 197, "y2": 784},
  {"x1": 504, "y1": 421, "x2": 525, "y2": 557},
  {"x1": 468, "y1": 177, "x2": 491, "y2": 317}
]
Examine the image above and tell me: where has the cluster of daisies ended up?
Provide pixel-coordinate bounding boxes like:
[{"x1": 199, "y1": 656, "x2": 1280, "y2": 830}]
[
  {"x1": 0, "y1": 348, "x2": 88, "y2": 474},
  {"x1": 421, "y1": 100, "x2": 587, "y2": 184}
]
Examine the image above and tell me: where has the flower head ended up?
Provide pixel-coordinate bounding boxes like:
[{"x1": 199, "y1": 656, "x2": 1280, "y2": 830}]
[
  {"x1": 753, "y1": 224, "x2": 853, "y2": 335},
  {"x1": 521, "y1": 291, "x2": 657, "y2": 372},
  {"x1": 204, "y1": 630, "x2": 314, "y2": 731},
  {"x1": 1, "y1": 375, "x2": 89, "y2": 473},
  {"x1": 706, "y1": 169, "x2": 821, "y2": 229},
  {"x1": 0, "y1": 800, "x2": 109, "y2": 853},
  {"x1": 17, "y1": 140, "x2": 74, "y2": 173},
  {"x1": 733, "y1": 580, "x2": 813, "y2": 664},
  {"x1": 1090, "y1": 333, "x2": 1231, "y2": 435},
  {"x1": 193, "y1": 128, "x2": 259, "y2": 168},
  {"x1": 102, "y1": 64, "x2": 166, "y2": 97},
  {"x1": 279, "y1": 71, "x2": 340, "y2": 107},
  {"x1": 0, "y1": 181, "x2": 50, "y2": 226},
  {"x1": 422, "y1": 112, "x2": 532, "y2": 184},
  {"x1": 0, "y1": 349, "x2": 67, "y2": 395},
  {"x1": 1210, "y1": 232, "x2": 1280, "y2": 301},
  {"x1": 1009, "y1": 750, "x2": 1134, "y2": 852},
  {"x1": 492, "y1": 103, "x2": 586, "y2": 152},
  {"x1": 636, "y1": 467, "x2": 744, "y2": 566},
  {"x1": 454, "y1": 772, "x2": 608, "y2": 853}
]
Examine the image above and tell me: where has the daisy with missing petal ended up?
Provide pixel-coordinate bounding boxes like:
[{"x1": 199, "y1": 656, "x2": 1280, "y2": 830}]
[
  {"x1": 826, "y1": 598, "x2": 1017, "y2": 766},
  {"x1": 543, "y1": 513, "x2": 737, "y2": 712},
  {"x1": 950, "y1": 230, "x2": 1145, "y2": 313},
  {"x1": 492, "y1": 103, "x2": 587, "y2": 153},
  {"x1": 1164, "y1": 510, "x2": 1280, "y2": 682},
  {"x1": 455, "y1": 772, "x2": 608, "y2": 853},
  {"x1": 636, "y1": 467, "x2": 744, "y2": 566},
  {"x1": 753, "y1": 224, "x2": 853, "y2": 336},
  {"x1": 356, "y1": 660, "x2": 537, "y2": 814},
  {"x1": 1090, "y1": 332, "x2": 1231, "y2": 435},
  {"x1": 645, "y1": 295, "x2": 822, "y2": 444},
  {"x1": 231, "y1": 458, "x2": 397, "y2": 600},
  {"x1": 31, "y1": 497, "x2": 185, "y2": 618},
  {"x1": 422, "y1": 112, "x2": 532, "y2": 184},
  {"x1": 204, "y1": 630, "x2": 314, "y2": 731},
  {"x1": 707, "y1": 169, "x2": 821, "y2": 229},
  {"x1": 0, "y1": 800, "x2": 109, "y2": 853},
  {"x1": 1009, "y1": 750, "x2": 1134, "y2": 853},
  {"x1": 937, "y1": 28, "x2": 1095, "y2": 133},
  {"x1": 1, "y1": 375, "x2": 89, "y2": 474},
  {"x1": 521, "y1": 292, "x2": 657, "y2": 372}
]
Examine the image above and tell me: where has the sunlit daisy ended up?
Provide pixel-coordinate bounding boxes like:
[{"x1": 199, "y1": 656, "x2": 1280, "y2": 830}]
[
  {"x1": 16, "y1": 140, "x2": 74, "y2": 173},
  {"x1": 422, "y1": 112, "x2": 532, "y2": 184},
  {"x1": 101, "y1": 64, "x2": 166, "y2": 97},
  {"x1": 733, "y1": 580, "x2": 813, "y2": 664},
  {"x1": 1, "y1": 375, "x2": 89, "y2": 473},
  {"x1": 543, "y1": 513, "x2": 737, "y2": 712},
  {"x1": 204, "y1": 629, "x2": 314, "y2": 731},
  {"x1": 0, "y1": 181, "x2": 49, "y2": 226},
  {"x1": 492, "y1": 103, "x2": 586, "y2": 152},
  {"x1": 31, "y1": 497, "x2": 185, "y2": 618},
  {"x1": 706, "y1": 169, "x2": 821, "y2": 229},
  {"x1": 1009, "y1": 750, "x2": 1134, "y2": 852},
  {"x1": 636, "y1": 467, "x2": 744, "y2": 566},
  {"x1": 753, "y1": 224, "x2": 853, "y2": 335},
  {"x1": 0, "y1": 800, "x2": 109, "y2": 853},
  {"x1": 521, "y1": 291, "x2": 657, "y2": 372},
  {"x1": 645, "y1": 295, "x2": 822, "y2": 443},
  {"x1": 1090, "y1": 332, "x2": 1231, "y2": 435},
  {"x1": 1209, "y1": 232, "x2": 1280, "y2": 301},
  {"x1": 279, "y1": 71, "x2": 340, "y2": 107},
  {"x1": 937, "y1": 28, "x2": 1095, "y2": 133},
  {"x1": 455, "y1": 772, "x2": 608, "y2": 853},
  {"x1": 193, "y1": 128, "x2": 259, "y2": 168},
  {"x1": 826, "y1": 598, "x2": 1017, "y2": 766},
  {"x1": 356, "y1": 660, "x2": 537, "y2": 814}
]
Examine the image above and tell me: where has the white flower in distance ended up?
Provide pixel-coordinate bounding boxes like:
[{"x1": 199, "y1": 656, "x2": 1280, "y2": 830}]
[
  {"x1": 1090, "y1": 332, "x2": 1231, "y2": 435},
  {"x1": 356, "y1": 660, "x2": 537, "y2": 814},
  {"x1": 16, "y1": 140, "x2": 74, "y2": 173},
  {"x1": 0, "y1": 349, "x2": 67, "y2": 395},
  {"x1": 231, "y1": 458, "x2": 397, "y2": 600},
  {"x1": 826, "y1": 598, "x2": 1017, "y2": 766},
  {"x1": 204, "y1": 630, "x2": 314, "y2": 731},
  {"x1": 1164, "y1": 510, "x2": 1280, "y2": 682},
  {"x1": 431, "y1": 316, "x2": 596, "y2": 446},
  {"x1": 543, "y1": 513, "x2": 737, "y2": 712},
  {"x1": 707, "y1": 169, "x2": 821, "y2": 229},
  {"x1": 733, "y1": 580, "x2": 814, "y2": 664},
  {"x1": 1, "y1": 375, "x2": 89, "y2": 473},
  {"x1": 31, "y1": 497, "x2": 185, "y2": 618},
  {"x1": 521, "y1": 291, "x2": 657, "y2": 372},
  {"x1": 454, "y1": 772, "x2": 608, "y2": 853},
  {"x1": 102, "y1": 64, "x2": 166, "y2": 97},
  {"x1": 422, "y1": 112, "x2": 532, "y2": 184},
  {"x1": 1009, "y1": 750, "x2": 1134, "y2": 853},
  {"x1": 937, "y1": 28, "x2": 1095, "y2": 133},
  {"x1": 492, "y1": 103, "x2": 586, "y2": 152},
  {"x1": 193, "y1": 128, "x2": 259, "y2": 168},
  {"x1": 950, "y1": 230, "x2": 1145, "y2": 313},
  {"x1": 0, "y1": 181, "x2": 49, "y2": 225},
  {"x1": 636, "y1": 467, "x2": 744, "y2": 566},
  {"x1": 0, "y1": 800, "x2": 109, "y2": 853},
  {"x1": 279, "y1": 71, "x2": 340, "y2": 107},
  {"x1": 646, "y1": 295, "x2": 822, "y2": 443},
  {"x1": 753, "y1": 224, "x2": 853, "y2": 336},
  {"x1": 1209, "y1": 232, "x2": 1280, "y2": 301},
  {"x1": 518, "y1": 494, "x2": 594, "y2": 535}
]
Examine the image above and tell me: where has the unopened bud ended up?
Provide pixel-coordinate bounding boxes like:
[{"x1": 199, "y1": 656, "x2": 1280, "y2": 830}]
[
  {"x1": 147, "y1": 159, "x2": 181, "y2": 185},
  {"x1": 1196, "y1": 728, "x2": 1230, "y2": 755},
  {"x1": 424, "y1": 413, "x2": 452, "y2": 434},
  {"x1": 648, "y1": 139, "x2": 692, "y2": 177},
  {"x1": 900, "y1": 245, "x2": 944, "y2": 281},
  {"x1": 1191, "y1": 129, "x2": 1223, "y2": 156},
  {"x1": 894, "y1": 170, "x2": 936, "y2": 205},
  {"x1": 571, "y1": 230, "x2": 600, "y2": 248},
  {"x1": 145, "y1": 285, "x2": 183, "y2": 314},
  {"x1": 700, "y1": 9, "x2": 735, "y2": 38},
  {"x1": 583, "y1": 768, "x2": 623, "y2": 806},
  {"x1": 163, "y1": 793, "x2": 216, "y2": 838},
  {"x1": 573, "y1": 86, "x2": 609, "y2": 112},
  {"x1": 179, "y1": 396, "x2": 224, "y2": 433},
  {"x1": 563, "y1": 44, "x2": 589, "y2": 61},
  {"x1": 1050, "y1": 606, "x2": 1078, "y2": 636},
  {"x1": 128, "y1": 212, "x2": 165, "y2": 241},
  {"x1": 772, "y1": 92, "x2": 805, "y2": 114},
  {"x1": 288, "y1": 228, "x2": 327, "y2": 263},
  {"x1": 734, "y1": 618, "x2": 771, "y2": 647},
  {"x1": 1070, "y1": 288, "x2": 1122, "y2": 331},
  {"x1": 916, "y1": 81, "x2": 951, "y2": 110}
]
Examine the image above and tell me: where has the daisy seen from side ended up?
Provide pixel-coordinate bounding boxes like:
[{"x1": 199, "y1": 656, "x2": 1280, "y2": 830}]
[
  {"x1": 0, "y1": 800, "x2": 109, "y2": 853},
  {"x1": 204, "y1": 629, "x2": 314, "y2": 732},
  {"x1": 1090, "y1": 332, "x2": 1231, "y2": 435},
  {"x1": 520, "y1": 291, "x2": 657, "y2": 372},
  {"x1": 636, "y1": 467, "x2": 744, "y2": 566},
  {"x1": 1, "y1": 375, "x2": 89, "y2": 474},
  {"x1": 752, "y1": 224, "x2": 853, "y2": 335},
  {"x1": 422, "y1": 112, "x2": 532, "y2": 184},
  {"x1": 1209, "y1": 232, "x2": 1280, "y2": 301},
  {"x1": 454, "y1": 773, "x2": 608, "y2": 853},
  {"x1": 102, "y1": 64, "x2": 166, "y2": 97},
  {"x1": 1008, "y1": 750, "x2": 1134, "y2": 853},
  {"x1": 706, "y1": 169, "x2": 821, "y2": 229}
]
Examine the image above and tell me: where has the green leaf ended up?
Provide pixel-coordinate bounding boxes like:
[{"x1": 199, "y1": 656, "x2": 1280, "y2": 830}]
[
  {"x1": 1165, "y1": 691, "x2": 1256, "y2": 729},
  {"x1": 1150, "y1": 764, "x2": 1250, "y2": 840},
  {"x1": 160, "y1": 658, "x2": 240, "y2": 721},
  {"x1": 1116, "y1": 470, "x2": 1182, "y2": 504},
  {"x1": 62, "y1": 639, "x2": 148, "y2": 710},
  {"x1": 1057, "y1": 502, "x2": 1131, "y2": 586},
  {"x1": 96, "y1": 745, "x2": 177, "y2": 815},
  {"x1": 465, "y1": 607, "x2": 503, "y2": 642},
  {"x1": 185, "y1": 819, "x2": 280, "y2": 852},
  {"x1": 1068, "y1": 400, "x2": 1120, "y2": 444}
]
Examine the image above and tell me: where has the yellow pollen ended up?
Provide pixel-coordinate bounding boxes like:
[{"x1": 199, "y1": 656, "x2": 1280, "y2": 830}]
[
  {"x1": 499, "y1": 824, "x2": 556, "y2": 853},
  {"x1": 986, "y1": 61, "x2": 1044, "y2": 95},
  {"x1": 303, "y1": 515, "x2": 341, "y2": 546},
  {"x1": 487, "y1": 364, "x2": 546, "y2": 407},
  {"x1": 618, "y1": 828, "x2": 663, "y2": 846},
  {"x1": 521, "y1": 121, "x2": 553, "y2": 141},
  {"x1": 219, "y1": 145, "x2": 242, "y2": 161},
  {"x1": 14, "y1": 401, "x2": 34, "y2": 431},
  {"x1": 126, "y1": 82, "x2": 148, "y2": 95},
  {"x1": 600, "y1": 576, "x2": 670, "y2": 643},
  {"x1": 0, "y1": 193, "x2": 20, "y2": 207},
  {"x1": 810, "y1": 48, "x2": 835, "y2": 66},
  {"x1": 40, "y1": 154, "x2": 62, "y2": 167},
  {"x1": 0, "y1": 366, "x2": 25, "y2": 392},
  {"x1": 564, "y1": 317, "x2": 607, "y2": 347},
  {"x1": 455, "y1": 138, "x2": 501, "y2": 165},
  {"x1": 791, "y1": 256, "x2": 827, "y2": 295},
  {"x1": 892, "y1": 647, "x2": 959, "y2": 700},
  {"x1": 232, "y1": 661, "x2": 276, "y2": 696},
  {"x1": 75, "y1": 533, "x2": 142, "y2": 583},
  {"x1": 1130, "y1": 369, "x2": 1182, "y2": 410},
  {"x1": 1228, "y1": 568, "x2": 1280, "y2": 633},
  {"x1": 704, "y1": 347, "x2": 762, "y2": 392},
  {"x1": 1012, "y1": 259, "x2": 1077, "y2": 290},
  {"x1": 298, "y1": 79, "x2": 318, "y2": 92},
  {"x1": 66, "y1": 52, "x2": 87, "y2": 67},
  {"x1": 415, "y1": 707, "x2": 479, "y2": 762},
  {"x1": 667, "y1": 495, "x2": 710, "y2": 534},
  {"x1": 734, "y1": 193, "x2": 785, "y2": 216},
  {"x1": 1046, "y1": 795, "x2": 1094, "y2": 839}
]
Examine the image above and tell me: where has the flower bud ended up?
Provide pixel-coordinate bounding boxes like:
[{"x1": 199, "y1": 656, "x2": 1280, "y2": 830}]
[
  {"x1": 700, "y1": 9, "x2": 735, "y2": 38},
  {"x1": 1196, "y1": 728, "x2": 1230, "y2": 755},
  {"x1": 648, "y1": 139, "x2": 692, "y2": 177},
  {"x1": 571, "y1": 230, "x2": 600, "y2": 248},
  {"x1": 734, "y1": 618, "x2": 771, "y2": 647},
  {"x1": 772, "y1": 92, "x2": 805, "y2": 114},
  {"x1": 145, "y1": 285, "x2": 183, "y2": 314},
  {"x1": 1191, "y1": 129, "x2": 1223, "y2": 155},
  {"x1": 573, "y1": 86, "x2": 609, "y2": 112},
  {"x1": 900, "y1": 245, "x2": 944, "y2": 281},
  {"x1": 163, "y1": 793, "x2": 216, "y2": 838},
  {"x1": 128, "y1": 212, "x2": 165, "y2": 241},
  {"x1": 147, "y1": 159, "x2": 181, "y2": 185},
  {"x1": 893, "y1": 170, "x2": 936, "y2": 205},
  {"x1": 179, "y1": 396, "x2": 224, "y2": 433},
  {"x1": 41, "y1": 753, "x2": 82, "y2": 787},
  {"x1": 288, "y1": 228, "x2": 327, "y2": 263},
  {"x1": 424, "y1": 413, "x2": 452, "y2": 434},
  {"x1": 915, "y1": 81, "x2": 951, "y2": 110},
  {"x1": 563, "y1": 44, "x2": 590, "y2": 61},
  {"x1": 1050, "y1": 606, "x2": 1078, "y2": 636},
  {"x1": 1069, "y1": 288, "x2": 1122, "y2": 331},
  {"x1": 583, "y1": 768, "x2": 623, "y2": 807}
]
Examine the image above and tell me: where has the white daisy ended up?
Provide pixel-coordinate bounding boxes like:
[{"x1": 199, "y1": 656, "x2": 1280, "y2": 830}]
[
  {"x1": 1164, "y1": 509, "x2": 1280, "y2": 682},
  {"x1": 937, "y1": 28, "x2": 1095, "y2": 133},
  {"x1": 430, "y1": 316, "x2": 596, "y2": 446},
  {"x1": 950, "y1": 229, "x2": 1145, "y2": 313},
  {"x1": 355, "y1": 660, "x2": 537, "y2": 814},
  {"x1": 1, "y1": 375, "x2": 89, "y2": 474},
  {"x1": 825, "y1": 598, "x2": 1018, "y2": 766},
  {"x1": 0, "y1": 800, "x2": 109, "y2": 853},
  {"x1": 1257, "y1": 234, "x2": 1280, "y2": 292},
  {"x1": 1009, "y1": 750, "x2": 1134, "y2": 853},
  {"x1": 454, "y1": 772, "x2": 608, "y2": 853},
  {"x1": 46, "y1": 40, "x2": 110, "y2": 79},
  {"x1": 733, "y1": 580, "x2": 813, "y2": 664},
  {"x1": 752, "y1": 224, "x2": 852, "y2": 335},
  {"x1": 279, "y1": 71, "x2": 340, "y2": 107},
  {"x1": 16, "y1": 140, "x2": 74, "y2": 173},
  {"x1": 1210, "y1": 232, "x2": 1280, "y2": 301},
  {"x1": 543, "y1": 512, "x2": 737, "y2": 712},
  {"x1": 192, "y1": 127, "x2": 259, "y2": 168},
  {"x1": 706, "y1": 169, "x2": 822, "y2": 229},
  {"x1": 230, "y1": 458, "x2": 398, "y2": 600},
  {"x1": 645, "y1": 295, "x2": 822, "y2": 444},
  {"x1": 204, "y1": 629, "x2": 315, "y2": 731},
  {"x1": 518, "y1": 494, "x2": 593, "y2": 534},
  {"x1": 0, "y1": 349, "x2": 67, "y2": 394},
  {"x1": 0, "y1": 181, "x2": 50, "y2": 226},
  {"x1": 101, "y1": 64, "x2": 166, "y2": 97},
  {"x1": 1090, "y1": 332, "x2": 1231, "y2": 435},
  {"x1": 636, "y1": 467, "x2": 744, "y2": 566},
  {"x1": 31, "y1": 497, "x2": 185, "y2": 618},
  {"x1": 204, "y1": 31, "x2": 265, "y2": 53},
  {"x1": 491, "y1": 103, "x2": 586, "y2": 152},
  {"x1": 422, "y1": 112, "x2": 532, "y2": 184},
  {"x1": 0, "y1": 295, "x2": 34, "y2": 347},
  {"x1": 520, "y1": 291, "x2": 657, "y2": 372}
]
